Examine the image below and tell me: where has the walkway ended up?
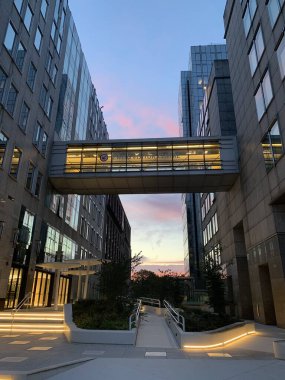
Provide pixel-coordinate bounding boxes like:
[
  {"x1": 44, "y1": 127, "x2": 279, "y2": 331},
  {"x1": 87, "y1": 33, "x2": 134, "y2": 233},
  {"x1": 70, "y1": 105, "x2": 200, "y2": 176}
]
[
  {"x1": 136, "y1": 306, "x2": 178, "y2": 348},
  {"x1": 0, "y1": 319, "x2": 284, "y2": 379}
]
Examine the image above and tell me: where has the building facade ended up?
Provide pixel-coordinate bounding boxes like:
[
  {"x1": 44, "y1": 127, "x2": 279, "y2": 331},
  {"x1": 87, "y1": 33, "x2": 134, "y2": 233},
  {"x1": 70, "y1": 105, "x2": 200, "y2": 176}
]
[
  {"x1": 219, "y1": 0, "x2": 285, "y2": 327},
  {"x1": 104, "y1": 195, "x2": 131, "y2": 264},
  {"x1": 179, "y1": 45, "x2": 227, "y2": 287},
  {"x1": 0, "y1": 0, "x2": 130, "y2": 309}
]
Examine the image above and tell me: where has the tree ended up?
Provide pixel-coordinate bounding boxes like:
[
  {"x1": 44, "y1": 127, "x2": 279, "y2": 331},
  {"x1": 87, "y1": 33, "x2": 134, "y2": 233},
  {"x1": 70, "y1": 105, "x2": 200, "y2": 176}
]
[
  {"x1": 202, "y1": 258, "x2": 226, "y2": 315},
  {"x1": 131, "y1": 269, "x2": 185, "y2": 306},
  {"x1": 98, "y1": 252, "x2": 143, "y2": 301}
]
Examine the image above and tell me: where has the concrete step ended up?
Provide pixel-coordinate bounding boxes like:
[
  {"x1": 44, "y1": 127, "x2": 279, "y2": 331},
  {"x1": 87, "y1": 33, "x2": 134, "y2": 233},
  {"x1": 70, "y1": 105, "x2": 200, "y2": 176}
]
[
  {"x1": 0, "y1": 311, "x2": 64, "y2": 324},
  {"x1": 0, "y1": 322, "x2": 65, "y2": 333}
]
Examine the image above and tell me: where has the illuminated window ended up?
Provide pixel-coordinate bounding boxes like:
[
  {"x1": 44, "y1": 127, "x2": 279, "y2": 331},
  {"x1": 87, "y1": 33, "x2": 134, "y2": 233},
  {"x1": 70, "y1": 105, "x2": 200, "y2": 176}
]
[
  {"x1": 262, "y1": 120, "x2": 283, "y2": 170},
  {"x1": 10, "y1": 147, "x2": 21, "y2": 178}
]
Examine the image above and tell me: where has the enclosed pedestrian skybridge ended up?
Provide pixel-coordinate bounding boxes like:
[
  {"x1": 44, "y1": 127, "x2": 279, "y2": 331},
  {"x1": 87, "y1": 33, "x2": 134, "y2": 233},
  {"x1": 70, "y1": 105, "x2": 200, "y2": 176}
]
[{"x1": 49, "y1": 136, "x2": 239, "y2": 194}]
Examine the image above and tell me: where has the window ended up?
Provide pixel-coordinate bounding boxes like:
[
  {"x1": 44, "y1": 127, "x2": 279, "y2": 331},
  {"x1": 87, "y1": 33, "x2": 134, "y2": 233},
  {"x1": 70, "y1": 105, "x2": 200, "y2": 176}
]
[
  {"x1": 51, "y1": 65, "x2": 58, "y2": 84},
  {"x1": 0, "y1": 67, "x2": 7, "y2": 103},
  {"x1": 14, "y1": 0, "x2": 23, "y2": 13},
  {"x1": 34, "y1": 27, "x2": 42, "y2": 51},
  {"x1": 46, "y1": 96, "x2": 53, "y2": 118},
  {"x1": 27, "y1": 62, "x2": 37, "y2": 90},
  {"x1": 243, "y1": 0, "x2": 257, "y2": 36},
  {"x1": 277, "y1": 34, "x2": 285, "y2": 79},
  {"x1": 18, "y1": 102, "x2": 30, "y2": 131},
  {"x1": 6, "y1": 84, "x2": 18, "y2": 115},
  {"x1": 267, "y1": 0, "x2": 284, "y2": 26},
  {"x1": 15, "y1": 42, "x2": 26, "y2": 71},
  {"x1": 56, "y1": 36, "x2": 62, "y2": 54},
  {"x1": 42, "y1": 132, "x2": 48, "y2": 155},
  {"x1": 34, "y1": 172, "x2": 43, "y2": 197},
  {"x1": 10, "y1": 147, "x2": 21, "y2": 178},
  {"x1": 51, "y1": 22, "x2": 56, "y2": 41},
  {"x1": 24, "y1": 5, "x2": 33, "y2": 32},
  {"x1": 33, "y1": 123, "x2": 48, "y2": 155},
  {"x1": 248, "y1": 26, "x2": 264, "y2": 75},
  {"x1": 26, "y1": 162, "x2": 35, "y2": 191},
  {"x1": 4, "y1": 22, "x2": 16, "y2": 54},
  {"x1": 40, "y1": 85, "x2": 47, "y2": 110},
  {"x1": 0, "y1": 131, "x2": 8, "y2": 167},
  {"x1": 45, "y1": 52, "x2": 52, "y2": 74},
  {"x1": 262, "y1": 120, "x2": 283, "y2": 170},
  {"x1": 41, "y1": 0, "x2": 48, "y2": 19},
  {"x1": 255, "y1": 71, "x2": 273, "y2": 120}
]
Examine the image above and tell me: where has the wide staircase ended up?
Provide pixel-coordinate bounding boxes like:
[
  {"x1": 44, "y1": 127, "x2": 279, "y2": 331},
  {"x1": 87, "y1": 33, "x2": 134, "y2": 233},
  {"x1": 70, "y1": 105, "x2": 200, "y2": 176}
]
[{"x1": 0, "y1": 308, "x2": 65, "y2": 333}]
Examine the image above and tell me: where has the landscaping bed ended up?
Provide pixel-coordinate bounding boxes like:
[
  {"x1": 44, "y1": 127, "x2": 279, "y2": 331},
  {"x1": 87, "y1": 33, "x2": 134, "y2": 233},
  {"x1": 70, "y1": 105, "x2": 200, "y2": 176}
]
[
  {"x1": 72, "y1": 299, "x2": 134, "y2": 330},
  {"x1": 180, "y1": 307, "x2": 239, "y2": 332}
]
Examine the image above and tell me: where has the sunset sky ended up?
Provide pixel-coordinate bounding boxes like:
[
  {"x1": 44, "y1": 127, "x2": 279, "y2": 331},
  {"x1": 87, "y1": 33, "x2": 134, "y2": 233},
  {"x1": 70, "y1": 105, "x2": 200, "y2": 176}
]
[{"x1": 68, "y1": 0, "x2": 226, "y2": 273}]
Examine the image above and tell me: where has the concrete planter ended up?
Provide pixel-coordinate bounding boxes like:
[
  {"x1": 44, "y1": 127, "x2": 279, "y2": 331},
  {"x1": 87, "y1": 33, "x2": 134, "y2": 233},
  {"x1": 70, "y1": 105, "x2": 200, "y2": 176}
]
[
  {"x1": 64, "y1": 304, "x2": 138, "y2": 345},
  {"x1": 273, "y1": 340, "x2": 285, "y2": 360},
  {"x1": 165, "y1": 313, "x2": 255, "y2": 349}
]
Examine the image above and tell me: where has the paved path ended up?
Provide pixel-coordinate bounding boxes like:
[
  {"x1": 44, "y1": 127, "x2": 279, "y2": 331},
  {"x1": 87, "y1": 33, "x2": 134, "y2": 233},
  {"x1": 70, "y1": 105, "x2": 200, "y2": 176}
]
[
  {"x1": 136, "y1": 309, "x2": 178, "y2": 348},
  {"x1": 0, "y1": 313, "x2": 284, "y2": 379}
]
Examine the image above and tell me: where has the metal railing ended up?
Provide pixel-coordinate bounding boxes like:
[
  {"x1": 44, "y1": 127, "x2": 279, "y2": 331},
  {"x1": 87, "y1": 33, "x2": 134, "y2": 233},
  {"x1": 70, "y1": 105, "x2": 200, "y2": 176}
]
[
  {"x1": 163, "y1": 299, "x2": 185, "y2": 332},
  {"x1": 10, "y1": 292, "x2": 32, "y2": 334},
  {"x1": 129, "y1": 299, "x2": 142, "y2": 330},
  {"x1": 139, "y1": 297, "x2": 161, "y2": 308}
]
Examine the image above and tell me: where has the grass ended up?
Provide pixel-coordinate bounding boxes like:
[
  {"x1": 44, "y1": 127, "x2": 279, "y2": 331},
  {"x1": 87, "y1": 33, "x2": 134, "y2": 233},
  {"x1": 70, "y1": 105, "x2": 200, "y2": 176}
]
[
  {"x1": 181, "y1": 307, "x2": 239, "y2": 332},
  {"x1": 72, "y1": 299, "x2": 134, "y2": 330}
]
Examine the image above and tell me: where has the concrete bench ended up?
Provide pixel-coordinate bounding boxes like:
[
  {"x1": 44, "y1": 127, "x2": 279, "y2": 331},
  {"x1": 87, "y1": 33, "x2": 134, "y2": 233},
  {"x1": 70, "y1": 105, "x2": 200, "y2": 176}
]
[{"x1": 273, "y1": 340, "x2": 285, "y2": 360}]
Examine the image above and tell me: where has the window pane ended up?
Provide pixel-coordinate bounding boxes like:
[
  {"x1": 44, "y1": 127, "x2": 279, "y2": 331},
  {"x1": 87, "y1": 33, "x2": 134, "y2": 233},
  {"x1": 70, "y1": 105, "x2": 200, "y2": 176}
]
[
  {"x1": 33, "y1": 122, "x2": 42, "y2": 146},
  {"x1": 35, "y1": 172, "x2": 43, "y2": 197},
  {"x1": 255, "y1": 27, "x2": 264, "y2": 61},
  {"x1": 51, "y1": 22, "x2": 56, "y2": 41},
  {"x1": 270, "y1": 121, "x2": 283, "y2": 162},
  {"x1": 39, "y1": 85, "x2": 47, "y2": 109},
  {"x1": 26, "y1": 162, "x2": 35, "y2": 191},
  {"x1": 249, "y1": 0, "x2": 257, "y2": 19},
  {"x1": 27, "y1": 62, "x2": 37, "y2": 89},
  {"x1": 42, "y1": 132, "x2": 48, "y2": 155},
  {"x1": 52, "y1": 65, "x2": 58, "y2": 83},
  {"x1": 277, "y1": 35, "x2": 285, "y2": 79},
  {"x1": 41, "y1": 0, "x2": 48, "y2": 19},
  {"x1": 0, "y1": 67, "x2": 7, "y2": 103},
  {"x1": 47, "y1": 97, "x2": 53, "y2": 118},
  {"x1": 18, "y1": 102, "x2": 30, "y2": 131},
  {"x1": 243, "y1": 8, "x2": 251, "y2": 36},
  {"x1": 0, "y1": 132, "x2": 8, "y2": 167},
  {"x1": 6, "y1": 84, "x2": 18, "y2": 115},
  {"x1": 24, "y1": 5, "x2": 33, "y2": 32},
  {"x1": 34, "y1": 28, "x2": 42, "y2": 51},
  {"x1": 14, "y1": 0, "x2": 23, "y2": 13},
  {"x1": 263, "y1": 71, "x2": 273, "y2": 107},
  {"x1": 4, "y1": 22, "x2": 16, "y2": 54},
  {"x1": 255, "y1": 86, "x2": 265, "y2": 120},
  {"x1": 249, "y1": 45, "x2": 257, "y2": 75},
  {"x1": 268, "y1": 0, "x2": 280, "y2": 26},
  {"x1": 15, "y1": 42, "x2": 26, "y2": 71},
  {"x1": 10, "y1": 147, "x2": 21, "y2": 177}
]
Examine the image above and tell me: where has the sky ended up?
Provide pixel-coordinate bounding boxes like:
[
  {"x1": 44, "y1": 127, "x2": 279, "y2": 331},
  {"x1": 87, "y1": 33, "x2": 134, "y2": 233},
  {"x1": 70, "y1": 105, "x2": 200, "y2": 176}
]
[{"x1": 68, "y1": 0, "x2": 227, "y2": 273}]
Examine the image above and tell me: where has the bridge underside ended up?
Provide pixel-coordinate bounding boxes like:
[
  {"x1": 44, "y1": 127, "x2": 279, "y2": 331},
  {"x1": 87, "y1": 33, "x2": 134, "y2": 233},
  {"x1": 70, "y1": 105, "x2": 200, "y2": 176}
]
[
  {"x1": 49, "y1": 137, "x2": 239, "y2": 194},
  {"x1": 49, "y1": 171, "x2": 238, "y2": 194}
]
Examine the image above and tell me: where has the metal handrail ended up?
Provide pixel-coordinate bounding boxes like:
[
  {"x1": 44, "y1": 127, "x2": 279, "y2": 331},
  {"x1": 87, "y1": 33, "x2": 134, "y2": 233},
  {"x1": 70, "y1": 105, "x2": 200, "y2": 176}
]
[
  {"x1": 129, "y1": 299, "x2": 142, "y2": 330},
  {"x1": 10, "y1": 292, "x2": 32, "y2": 334},
  {"x1": 163, "y1": 299, "x2": 185, "y2": 332},
  {"x1": 139, "y1": 297, "x2": 161, "y2": 308}
]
